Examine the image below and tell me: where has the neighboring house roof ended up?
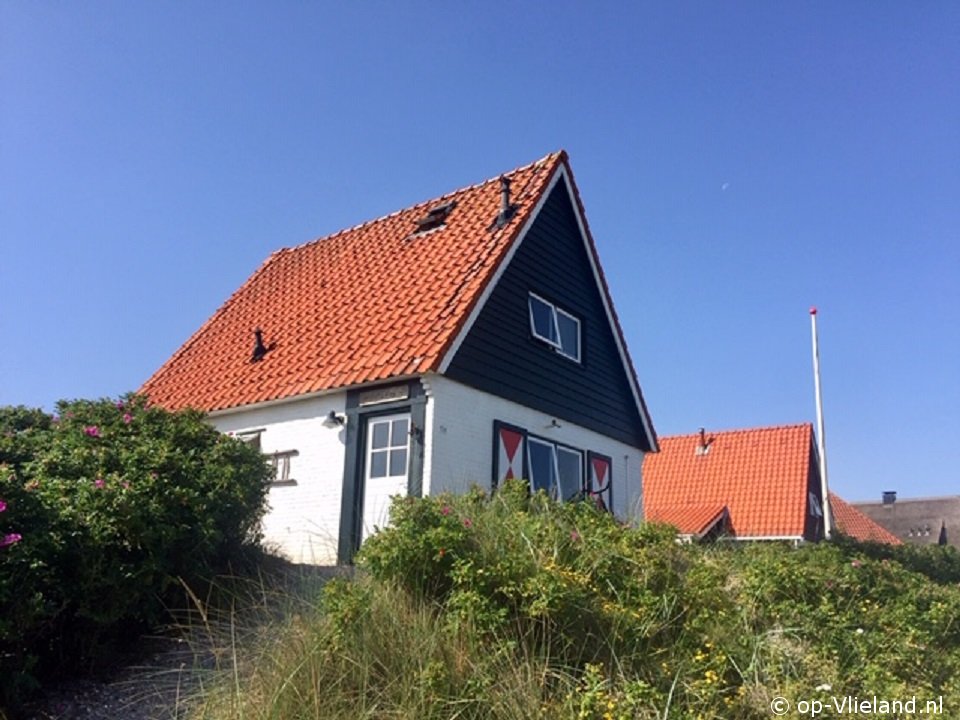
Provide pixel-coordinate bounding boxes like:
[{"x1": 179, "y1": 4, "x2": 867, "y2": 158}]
[
  {"x1": 828, "y1": 493, "x2": 902, "y2": 545},
  {"x1": 852, "y1": 495, "x2": 960, "y2": 547},
  {"x1": 643, "y1": 424, "x2": 818, "y2": 539},
  {"x1": 646, "y1": 502, "x2": 729, "y2": 540},
  {"x1": 140, "y1": 151, "x2": 656, "y2": 448}
]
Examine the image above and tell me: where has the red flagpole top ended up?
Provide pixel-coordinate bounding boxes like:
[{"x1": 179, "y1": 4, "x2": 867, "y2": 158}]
[{"x1": 810, "y1": 306, "x2": 818, "y2": 315}]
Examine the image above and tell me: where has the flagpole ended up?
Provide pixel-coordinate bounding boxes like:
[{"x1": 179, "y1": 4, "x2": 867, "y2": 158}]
[{"x1": 810, "y1": 307, "x2": 832, "y2": 539}]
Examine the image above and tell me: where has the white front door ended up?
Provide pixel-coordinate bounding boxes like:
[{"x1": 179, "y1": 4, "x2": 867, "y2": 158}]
[{"x1": 362, "y1": 413, "x2": 411, "y2": 541}]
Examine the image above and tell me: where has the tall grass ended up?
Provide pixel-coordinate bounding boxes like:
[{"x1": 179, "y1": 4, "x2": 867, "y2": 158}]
[{"x1": 186, "y1": 484, "x2": 960, "y2": 719}]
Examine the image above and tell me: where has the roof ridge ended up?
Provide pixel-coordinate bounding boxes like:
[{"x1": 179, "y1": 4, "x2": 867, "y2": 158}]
[
  {"x1": 275, "y1": 151, "x2": 565, "y2": 257},
  {"x1": 659, "y1": 423, "x2": 813, "y2": 440}
]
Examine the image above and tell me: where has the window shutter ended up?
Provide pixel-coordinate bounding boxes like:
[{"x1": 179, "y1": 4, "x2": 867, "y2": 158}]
[
  {"x1": 587, "y1": 452, "x2": 612, "y2": 512},
  {"x1": 493, "y1": 421, "x2": 526, "y2": 488}
]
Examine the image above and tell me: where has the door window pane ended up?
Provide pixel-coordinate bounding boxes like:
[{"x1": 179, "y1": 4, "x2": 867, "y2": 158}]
[
  {"x1": 370, "y1": 450, "x2": 388, "y2": 478},
  {"x1": 389, "y1": 448, "x2": 408, "y2": 476},
  {"x1": 372, "y1": 422, "x2": 390, "y2": 449},
  {"x1": 391, "y1": 418, "x2": 409, "y2": 444}
]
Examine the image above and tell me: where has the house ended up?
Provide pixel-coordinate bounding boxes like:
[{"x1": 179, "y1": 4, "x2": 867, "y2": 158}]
[
  {"x1": 642, "y1": 424, "x2": 826, "y2": 542},
  {"x1": 852, "y1": 493, "x2": 960, "y2": 547},
  {"x1": 828, "y1": 493, "x2": 901, "y2": 545},
  {"x1": 141, "y1": 151, "x2": 658, "y2": 564},
  {"x1": 642, "y1": 423, "x2": 901, "y2": 545}
]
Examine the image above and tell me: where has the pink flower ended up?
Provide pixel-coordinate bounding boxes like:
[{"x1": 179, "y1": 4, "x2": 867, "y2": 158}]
[
  {"x1": 0, "y1": 500, "x2": 6, "y2": 513},
  {"x1": 0, "y1": 533, "x2": 21, "y2": 548},
  {"x1": 122, "y1": 482, "x2": 130, "y2": 490},
  {"x1": 440, "y1": 505, "x2": 451, "y2": 516},
  {"x1": 570, "y1": 530, "x2": 580, "y2": 542},
  {"x1": 94, "y1": 478, "x2": 105, "y2": 489},
  {"x1": 116, "y1": 401, "x2": 125, "y2": 410},
  {"x1": 462, "y1": 517, "x2": 473, "y2": 528},
  {"x1": 851, "y1": 560, "x2": 862, "y2": 568},
  {"x1": 84, "y1": 426, "x2": 101, "y2": 438},
  {"x1": 123, "y1": 413, "x2": 133, "y2": 424}
]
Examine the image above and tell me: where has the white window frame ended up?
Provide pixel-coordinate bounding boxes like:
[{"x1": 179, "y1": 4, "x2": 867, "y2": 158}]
[
  {"x1": 365, "y1": 413, "x2": 411, "y2": 481},
  {"x1": 527, "y1": 435, "x2": 584, "y2": 502},
  {"x1": 528, "y1": 292, "x2": 581, "y2": 362}
]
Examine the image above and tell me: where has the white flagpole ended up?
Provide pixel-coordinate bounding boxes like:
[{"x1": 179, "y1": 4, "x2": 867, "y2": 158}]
[{"x1": 810, "y1": 307, "x2": 832, "y2": 539}]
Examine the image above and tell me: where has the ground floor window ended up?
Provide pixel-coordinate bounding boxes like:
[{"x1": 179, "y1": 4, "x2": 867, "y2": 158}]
[{"x1": 493, "y1": 420, "x2": 610, "y2": 509}]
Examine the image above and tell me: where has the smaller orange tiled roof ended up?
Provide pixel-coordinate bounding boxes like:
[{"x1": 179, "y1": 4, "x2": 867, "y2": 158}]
[
  {"x1": 646, "y1": 503, "x2": 729, "y2": 539},
  {"x1": 643, "y1": 424, "x2": 817, "y2": 539},
  {"x1": 829, "y1": 493, "x2": 902, "y2": 545}
]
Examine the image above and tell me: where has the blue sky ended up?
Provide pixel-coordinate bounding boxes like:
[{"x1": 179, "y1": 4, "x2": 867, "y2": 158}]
[{"x1": 2, "y1": 2, "x2": 957, "y2": 502}]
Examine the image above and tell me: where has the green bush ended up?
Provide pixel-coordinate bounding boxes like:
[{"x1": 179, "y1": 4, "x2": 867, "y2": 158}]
[
  {"x1": 0, "y1": 395, "x2": 272, "y2": 704},
  {"x1": 347, "y1": 483, "x2": 960, "y2": 718}
]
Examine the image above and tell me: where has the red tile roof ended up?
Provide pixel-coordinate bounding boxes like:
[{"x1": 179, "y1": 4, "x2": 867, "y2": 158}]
[
  {"x1": 643, "y1": 424, "x2": 817, "y2": 539},
  {"x1": 829, "y1": 493, "x2": 902, "y2": 545},
  {"x1": 142, "y1": 153, "x2": 567, "y2": 412},
  {"x1": 646, "y1": 502, "x2": 729, "y2": 539}
]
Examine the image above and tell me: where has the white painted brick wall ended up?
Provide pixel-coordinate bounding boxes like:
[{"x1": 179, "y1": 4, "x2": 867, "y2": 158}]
[
  {"x1": 212, "y1": 392, "x2": 346, "y2": 564},
  {"x1": 422, "y1": 374, "x2": 644, "y2": 520}
]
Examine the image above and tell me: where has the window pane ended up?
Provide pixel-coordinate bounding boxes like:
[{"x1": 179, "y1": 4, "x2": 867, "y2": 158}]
[
  {"x1": 529, "y1": 295, "x2": 557, "y2": 343},
  {"x1": 389, "y1": 448, "x2": 408, "y2": 477},
  {"x1": 371, "y1": 422, "x2": 390, "y2": 449},
  {"x1": 556, "y1": 448, "x2": 583, "y2": 501},
  {"x1": 557, "y1": 311, "x2": 580, "y2": 361},
  {"x1": 370, "y1": 450, "x2": 388, "y2": 478},
  {"x1": 391, "y1": 419, "x2": 409, "y2": 446},
  {"x1": 528, "y1": 440, "x2": 555, "y2": 495}
]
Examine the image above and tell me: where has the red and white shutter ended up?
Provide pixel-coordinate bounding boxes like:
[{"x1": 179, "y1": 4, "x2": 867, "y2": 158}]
[
  {"x1": 587, "y1": 452, "x2": 612, "y2": 511},
  {"x1": 493, "y1": 421, "x2": 526, "y2": 487}
]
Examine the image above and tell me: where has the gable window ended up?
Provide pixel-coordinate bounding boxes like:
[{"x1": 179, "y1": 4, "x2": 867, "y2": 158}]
[
  {"x1": 528, "y1": 293, "x2": 581, "y2": 362},
  {"x1": 527, "y1": 436, "x2": 583, "y2": 502}
]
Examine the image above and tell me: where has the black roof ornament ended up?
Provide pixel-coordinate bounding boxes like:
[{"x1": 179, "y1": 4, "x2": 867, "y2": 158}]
[{"x1": 251, "y1": 328, "x2": 274, "y2": 362}]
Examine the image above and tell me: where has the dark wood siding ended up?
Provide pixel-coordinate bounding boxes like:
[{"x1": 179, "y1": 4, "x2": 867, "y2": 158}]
[{"x1": 446, "y1": 182, "x2": 651, "y2": 449}]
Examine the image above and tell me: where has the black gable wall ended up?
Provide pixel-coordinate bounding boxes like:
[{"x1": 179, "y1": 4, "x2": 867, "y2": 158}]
[{"x1": 445, "y1": 180, "x2": 652, "y2": 450}]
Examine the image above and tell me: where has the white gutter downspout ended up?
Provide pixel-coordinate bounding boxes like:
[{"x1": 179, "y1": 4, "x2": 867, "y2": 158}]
[{"x1": 810, "y1": 307, "x2": 833, "y2": 539}]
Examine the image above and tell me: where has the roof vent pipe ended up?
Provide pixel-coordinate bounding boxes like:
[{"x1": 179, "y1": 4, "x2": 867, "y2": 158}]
[
  {"x1": 695, "y1": 427, "x2": 712, "y2": 455},
  {"x1": 497, "y1": 175, "x2": 515, "y2": 227},
  {"x1": 252, "y1": 328, "x2": 269, "y2": 362}
]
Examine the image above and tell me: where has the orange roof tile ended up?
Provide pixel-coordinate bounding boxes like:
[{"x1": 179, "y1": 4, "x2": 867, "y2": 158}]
[
  {"x1": 829, "y1": 492, "x2": 902, "y2": 545},
  {"x1": 141, "y1": 153, "x2": 567, "y2": 412},
  {"x1": 646, "y1": 502, "x2": 729, "y2": 538},
  {"x1": 643, "y1": 424, "x2": 816, "y2": 539}
]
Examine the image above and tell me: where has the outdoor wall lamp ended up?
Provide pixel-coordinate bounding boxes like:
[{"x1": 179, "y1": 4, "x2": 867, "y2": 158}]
[{"x1": 322, "y1": 411, "x2": 347, "y2": 428}]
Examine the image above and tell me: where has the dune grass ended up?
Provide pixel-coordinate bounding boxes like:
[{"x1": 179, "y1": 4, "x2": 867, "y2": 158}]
[{"x1": 186, "y1": 483, "x2": 960, "y2": 719}]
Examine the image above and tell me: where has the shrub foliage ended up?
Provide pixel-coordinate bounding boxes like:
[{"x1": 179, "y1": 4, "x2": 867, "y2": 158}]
[
  {"x1": 0, "y1": 396, "x2": 272, "y2": 702},
  {"x1": 161, "y1": 483, "x2": 960, "y2": 719}
]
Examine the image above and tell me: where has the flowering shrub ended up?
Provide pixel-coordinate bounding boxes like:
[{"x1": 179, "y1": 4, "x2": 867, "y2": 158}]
[
  {"x1": 0, "y1": 396, "x2": 272, "y2": 704},
  {"x1": 347, "y1": 483, "x2": 960, "y2": 718}
]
